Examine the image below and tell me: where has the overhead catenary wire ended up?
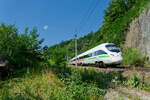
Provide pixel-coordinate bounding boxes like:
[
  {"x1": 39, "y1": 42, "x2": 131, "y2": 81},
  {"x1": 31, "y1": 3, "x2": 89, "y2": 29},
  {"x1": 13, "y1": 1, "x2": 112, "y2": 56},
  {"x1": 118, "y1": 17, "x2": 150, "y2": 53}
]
[
  {"x1": 88, "y1": 1, "x2": 106, "y2": 33},
  {"x1": 77, "y1": 0, "x2": 101, "y2": 35},
  {"x1": 88, "y1": 12, "x2": 103, "y2": 33},
  {"x1": 77, "y1": 0, "x2": 96, "y2": 31},
  {"x1": 71, "y1": 0, "x2": 103, "y2": 63},
  {"x1": 73, "y1": 0, "x2": 96, "y2": 62},
  {"x1": 85, "y1": 0, "x2": 103, "y2": 33}
]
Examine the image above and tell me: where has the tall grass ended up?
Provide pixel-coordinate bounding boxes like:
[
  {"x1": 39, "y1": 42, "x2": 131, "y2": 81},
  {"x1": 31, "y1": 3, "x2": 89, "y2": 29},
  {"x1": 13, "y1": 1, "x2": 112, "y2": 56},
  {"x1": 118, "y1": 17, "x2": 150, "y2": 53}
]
[
  {"x1": 0, "y1": 64, "x2": 126, "y2": 100},
  {"x1": 0, "y1": 67, "x2": 105, "y2": 100},
  {"x1": 1, "y1": 64, "x2": 150, "y2": 100}
]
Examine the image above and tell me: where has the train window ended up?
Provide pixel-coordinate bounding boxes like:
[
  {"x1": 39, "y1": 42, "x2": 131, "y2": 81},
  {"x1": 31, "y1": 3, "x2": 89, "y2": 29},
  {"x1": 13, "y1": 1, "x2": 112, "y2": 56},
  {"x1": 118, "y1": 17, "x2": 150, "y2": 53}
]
[
  {"x1": 79, "y1": 56, "x2": 83, "y2": 59},
  {"x1": 94, "y1": 50, "x2": 107, "y2": 56},
  {"x1": 82, "y1": 55, "x2": 86, "y2": 59},
  {"x1": 81, "y1": 56, "x2": 84, "y2": 59},
  {"x1": 94, "y1": 52, "x2": 97, "y2": 56},
  {"x1": 88, "y1": 53, "x2": 92, "y2": 57},
  {"x1": 81, "y1": 54, "x2": 92, "y2": 59},
  {"x1": 84, "y1": 55, "x2": 89, "y2": 58},
  {"x1": 106, "y1": 44, "x2": 120, "y2": 53}
]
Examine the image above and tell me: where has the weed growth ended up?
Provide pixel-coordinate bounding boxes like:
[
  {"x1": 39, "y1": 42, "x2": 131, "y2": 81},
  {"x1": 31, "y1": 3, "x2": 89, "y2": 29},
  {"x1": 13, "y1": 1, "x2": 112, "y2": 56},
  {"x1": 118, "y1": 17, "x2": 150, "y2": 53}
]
[{"x1": 122, "y1": 48, "x2": 148, "y2": 66}]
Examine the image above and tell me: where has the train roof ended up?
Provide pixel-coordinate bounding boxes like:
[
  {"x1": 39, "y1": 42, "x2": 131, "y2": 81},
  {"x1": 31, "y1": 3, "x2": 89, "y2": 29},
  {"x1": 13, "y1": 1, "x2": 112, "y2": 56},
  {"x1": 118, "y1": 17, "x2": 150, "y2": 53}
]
[{"x1": 70, "y1": 43, "x2": 114, "y2": 61}]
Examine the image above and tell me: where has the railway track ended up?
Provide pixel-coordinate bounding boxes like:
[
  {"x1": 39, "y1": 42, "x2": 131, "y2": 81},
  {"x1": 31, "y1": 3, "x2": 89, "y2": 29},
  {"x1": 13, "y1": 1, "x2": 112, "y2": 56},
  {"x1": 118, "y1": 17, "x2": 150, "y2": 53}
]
[{"x1": 73, "y1": 65, "x2": 150, "y2": 72}]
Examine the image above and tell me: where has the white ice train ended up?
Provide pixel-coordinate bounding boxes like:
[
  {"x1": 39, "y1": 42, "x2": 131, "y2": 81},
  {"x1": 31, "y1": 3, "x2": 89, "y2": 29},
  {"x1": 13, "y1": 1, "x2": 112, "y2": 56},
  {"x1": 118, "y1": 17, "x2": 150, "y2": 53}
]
[{"x1": 69, "y1": 43, "x2": 123, "y2": 67}]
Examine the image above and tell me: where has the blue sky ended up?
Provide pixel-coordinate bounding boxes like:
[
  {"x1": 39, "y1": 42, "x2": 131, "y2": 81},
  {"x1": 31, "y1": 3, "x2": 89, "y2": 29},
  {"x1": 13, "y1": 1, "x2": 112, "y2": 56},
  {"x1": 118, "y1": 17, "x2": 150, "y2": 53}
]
[{"x1": 0, "y1": 0, "x2": 110, "y2": 46}]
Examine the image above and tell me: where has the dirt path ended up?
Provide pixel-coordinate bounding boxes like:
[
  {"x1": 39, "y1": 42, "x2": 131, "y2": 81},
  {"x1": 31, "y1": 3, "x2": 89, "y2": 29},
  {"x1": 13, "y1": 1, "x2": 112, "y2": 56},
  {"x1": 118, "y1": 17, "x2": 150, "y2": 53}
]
[{"x1": 104, "y1": 87, "x2": 150, "y2": 100}]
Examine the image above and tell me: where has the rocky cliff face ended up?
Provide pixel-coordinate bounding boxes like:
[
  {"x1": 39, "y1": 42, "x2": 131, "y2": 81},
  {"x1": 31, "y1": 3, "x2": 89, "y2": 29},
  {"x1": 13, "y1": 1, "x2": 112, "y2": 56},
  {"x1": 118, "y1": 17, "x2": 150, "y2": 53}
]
[{"x1": 125, "y1": 2, "x2": 150, "y2": 59}]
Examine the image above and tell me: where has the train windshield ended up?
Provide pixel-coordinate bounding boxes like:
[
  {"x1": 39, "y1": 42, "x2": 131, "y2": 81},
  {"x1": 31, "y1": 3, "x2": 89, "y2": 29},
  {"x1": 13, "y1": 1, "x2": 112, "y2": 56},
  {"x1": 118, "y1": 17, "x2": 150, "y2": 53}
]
[{"x1": 106, "y1": 44, "x2": 120, "y2": 53}]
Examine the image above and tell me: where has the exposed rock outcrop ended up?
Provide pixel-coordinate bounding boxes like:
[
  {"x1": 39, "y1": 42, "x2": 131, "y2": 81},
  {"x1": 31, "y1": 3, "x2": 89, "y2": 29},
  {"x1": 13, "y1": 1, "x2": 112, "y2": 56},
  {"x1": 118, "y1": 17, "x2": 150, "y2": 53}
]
[{"x1": 125, "y1": 2, "x2": 150, "y2": 59}]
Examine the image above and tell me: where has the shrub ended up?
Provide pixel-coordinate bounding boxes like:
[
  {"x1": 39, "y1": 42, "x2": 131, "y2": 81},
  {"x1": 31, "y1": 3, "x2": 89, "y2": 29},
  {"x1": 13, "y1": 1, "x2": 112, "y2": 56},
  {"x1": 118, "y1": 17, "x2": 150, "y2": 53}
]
[
  {"x1": 0, "y1": 24, "x2": 44, "y2": 70},
  {"x1": 127, "y1": 74, "x2": 140, "y2": 88},
  {"x1": 0, "y1": 69, "x2": 105, "y2": 100},
  {"x1": 122, "y1": 48, "x2": 148, "y2": 66},
  {"x1": 47, "y1": 47, "x2": 67, "y2": 66},
  {"x1": 48, "y1": 59, "x2": 56, "y2": 66}
]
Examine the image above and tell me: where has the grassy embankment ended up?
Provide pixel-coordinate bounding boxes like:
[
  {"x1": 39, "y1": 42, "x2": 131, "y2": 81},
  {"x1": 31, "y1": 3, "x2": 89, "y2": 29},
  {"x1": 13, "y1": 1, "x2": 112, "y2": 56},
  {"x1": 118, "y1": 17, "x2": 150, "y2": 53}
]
[
  {"x1": 1, "y1": 65, "x2": 150, "y2": 100},
  {"x1": 0, "y1": 65, "x2": 105, "y2": 100}
]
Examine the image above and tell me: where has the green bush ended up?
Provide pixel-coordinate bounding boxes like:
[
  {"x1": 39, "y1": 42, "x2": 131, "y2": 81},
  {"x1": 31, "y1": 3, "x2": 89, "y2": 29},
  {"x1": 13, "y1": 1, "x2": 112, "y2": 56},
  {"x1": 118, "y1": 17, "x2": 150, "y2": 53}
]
[
  {"x1": 125, "y1": 69, "x2": 150, "y2": 91},
  {"x1": 47, "y1": 47, "x2": 67, "y2": 66},
  {"x1": 48, "y1": 59, "x2": 56, "y2": 66},
  {"x1": 122, "y1": 48, "x2": 148, "y2": 66},
  {"x1": 0, "y1": 24, "x2": 44, "y2": 70},
  {"x1": 127, "y1": 74, "x2": 140, "y2": 88}
]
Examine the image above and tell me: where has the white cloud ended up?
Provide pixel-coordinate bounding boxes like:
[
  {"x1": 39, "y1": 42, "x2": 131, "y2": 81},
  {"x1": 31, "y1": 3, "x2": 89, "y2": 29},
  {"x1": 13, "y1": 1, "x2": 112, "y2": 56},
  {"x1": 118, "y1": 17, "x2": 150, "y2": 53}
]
[{"x1": 43, "y1": 25, "x2": 48, "y2": 30}]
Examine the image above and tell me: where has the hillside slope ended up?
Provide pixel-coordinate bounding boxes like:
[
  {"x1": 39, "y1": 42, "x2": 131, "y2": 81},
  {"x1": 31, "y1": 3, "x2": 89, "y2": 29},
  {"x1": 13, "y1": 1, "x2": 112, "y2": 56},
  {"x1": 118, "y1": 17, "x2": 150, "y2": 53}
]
[{"x1": 48, "y1": 0, "x2": 149, "y2": 60}]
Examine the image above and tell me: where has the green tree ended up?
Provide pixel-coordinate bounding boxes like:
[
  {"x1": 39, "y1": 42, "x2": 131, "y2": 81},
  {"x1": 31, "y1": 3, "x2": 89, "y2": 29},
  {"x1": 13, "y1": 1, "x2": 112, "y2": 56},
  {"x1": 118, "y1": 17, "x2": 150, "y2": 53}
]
[
  {"x1": 48, "y1": 47, "x2": 66, "y2": 66},
  {"x1": 0, "y1": 24, "x2": 44, "y2": 69},
  {"x1": 104, "y1": 0, "x2": 136, "y2": 23}
]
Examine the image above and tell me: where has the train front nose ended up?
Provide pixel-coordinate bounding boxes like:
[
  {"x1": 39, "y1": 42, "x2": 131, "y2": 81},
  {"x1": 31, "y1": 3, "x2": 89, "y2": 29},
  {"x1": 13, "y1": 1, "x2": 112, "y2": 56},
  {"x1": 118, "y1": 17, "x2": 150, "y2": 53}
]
[
  {"x1": 109, "y1": 54, "x2": 123, "y2": 64},
  {"x1": 116, "y1": 56, "x2": 123, "y2": 63},
  {"x1": 112, "y1": 56, "x2": 123, "y2": 64}
]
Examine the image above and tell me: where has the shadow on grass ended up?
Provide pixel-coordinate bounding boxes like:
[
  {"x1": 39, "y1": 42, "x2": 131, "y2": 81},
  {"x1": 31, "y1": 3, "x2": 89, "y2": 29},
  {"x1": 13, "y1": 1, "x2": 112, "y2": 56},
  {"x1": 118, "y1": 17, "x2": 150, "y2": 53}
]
[
  {"x1": 49, "y1": 65, "x2": 127, "y2": 89},
  {"x1": 79, "y1": 69, "x2": 126, "y2": 89}
]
